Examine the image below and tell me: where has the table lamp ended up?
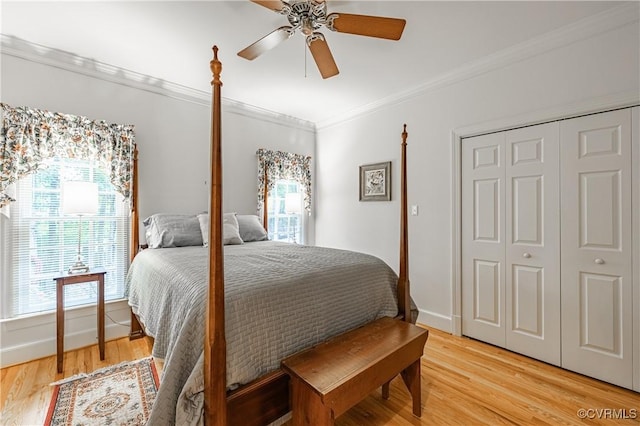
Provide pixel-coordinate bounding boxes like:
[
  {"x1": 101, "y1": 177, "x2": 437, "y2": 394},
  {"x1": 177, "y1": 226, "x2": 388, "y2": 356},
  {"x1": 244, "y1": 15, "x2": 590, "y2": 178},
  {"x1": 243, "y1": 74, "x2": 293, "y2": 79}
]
[
  {"x1": 285, "y1": 192, "x2": 302, "y2": 243},
  {"x1": 62, "y1": 181, "x2": 98, "y2": 274}
]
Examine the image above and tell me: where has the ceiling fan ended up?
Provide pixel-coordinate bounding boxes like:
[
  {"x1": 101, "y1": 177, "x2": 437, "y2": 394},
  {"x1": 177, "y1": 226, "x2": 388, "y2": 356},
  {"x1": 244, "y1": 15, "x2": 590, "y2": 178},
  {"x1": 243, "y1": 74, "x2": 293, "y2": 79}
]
[{"x1": 237, "y1": 0, "x2": 406, "y2": 79}]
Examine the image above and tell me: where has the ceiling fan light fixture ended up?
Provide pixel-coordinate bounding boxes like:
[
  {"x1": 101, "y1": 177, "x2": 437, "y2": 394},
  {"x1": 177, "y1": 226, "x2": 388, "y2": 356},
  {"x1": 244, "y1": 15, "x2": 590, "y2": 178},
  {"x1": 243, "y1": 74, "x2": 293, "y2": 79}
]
[{"x1": 286, "y1": 0, "x2": 326, "y2": 32}]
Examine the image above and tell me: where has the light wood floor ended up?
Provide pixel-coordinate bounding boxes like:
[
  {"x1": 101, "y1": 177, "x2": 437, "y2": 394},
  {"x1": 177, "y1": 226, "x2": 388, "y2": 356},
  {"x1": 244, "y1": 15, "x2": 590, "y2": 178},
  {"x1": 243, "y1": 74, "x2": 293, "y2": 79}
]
[{"x1": 1, "y1": 327, "x2": 638, "y2": 425}]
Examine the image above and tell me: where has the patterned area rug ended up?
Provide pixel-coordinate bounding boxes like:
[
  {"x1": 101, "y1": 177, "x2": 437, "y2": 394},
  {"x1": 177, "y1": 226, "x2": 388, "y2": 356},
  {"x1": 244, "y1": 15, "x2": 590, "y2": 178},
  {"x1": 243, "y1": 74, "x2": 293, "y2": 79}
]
[{"x1": 44, "y1": 357, "x2": 159, "y2": 426}]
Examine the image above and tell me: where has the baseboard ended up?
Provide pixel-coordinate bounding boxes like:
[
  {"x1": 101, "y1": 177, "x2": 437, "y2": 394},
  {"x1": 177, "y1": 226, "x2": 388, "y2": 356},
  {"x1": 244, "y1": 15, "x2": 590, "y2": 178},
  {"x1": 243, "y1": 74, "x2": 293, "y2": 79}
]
[
  {"x1": 452, "y1": 314, "x2": 462, "y2": 336},
  {"x1": 416, "y1": 309, "x2": 452, "y2": 333},
  {"x1": 0, "y1": 299, "x2": 132, "y2": 368},
  {"x1": 0, "y1": 322, "x2": 130, "y2": 368}
]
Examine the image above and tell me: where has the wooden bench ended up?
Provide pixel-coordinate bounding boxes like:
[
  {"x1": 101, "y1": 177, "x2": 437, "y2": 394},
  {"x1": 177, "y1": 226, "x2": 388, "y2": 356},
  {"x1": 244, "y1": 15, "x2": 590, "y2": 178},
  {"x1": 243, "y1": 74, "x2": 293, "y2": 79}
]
[{"x1": 281, "y1": 317, "x2": 429, "y2": 425}]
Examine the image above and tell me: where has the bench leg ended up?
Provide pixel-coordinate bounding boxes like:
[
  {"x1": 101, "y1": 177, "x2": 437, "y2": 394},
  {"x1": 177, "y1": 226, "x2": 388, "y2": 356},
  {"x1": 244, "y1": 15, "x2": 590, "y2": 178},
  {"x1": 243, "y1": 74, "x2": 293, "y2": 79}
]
[
  {"x1": 291, "y1": 377, "x2": 334, "y2": 426},
  {"x1": 401, "y1": 359, "x2": 422, "y2": 417},
  {"x1": 381, "y1": 381, "x2": 390, "y2": 400}
]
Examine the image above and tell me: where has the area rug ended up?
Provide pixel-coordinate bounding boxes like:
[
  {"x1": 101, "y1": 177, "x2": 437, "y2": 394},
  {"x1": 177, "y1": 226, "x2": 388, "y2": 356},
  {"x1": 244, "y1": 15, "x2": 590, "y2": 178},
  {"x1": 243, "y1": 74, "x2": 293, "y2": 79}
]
[{"x1": 44, "y1": 357, "x2": 159, "y2": 426}]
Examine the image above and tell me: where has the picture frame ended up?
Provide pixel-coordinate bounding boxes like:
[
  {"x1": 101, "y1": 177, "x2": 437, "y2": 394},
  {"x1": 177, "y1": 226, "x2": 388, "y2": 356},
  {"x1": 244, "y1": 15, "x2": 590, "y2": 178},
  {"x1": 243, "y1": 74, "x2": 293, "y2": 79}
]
[{"x1": 359, "y1": 161, "x2": 391, "y2": 201}]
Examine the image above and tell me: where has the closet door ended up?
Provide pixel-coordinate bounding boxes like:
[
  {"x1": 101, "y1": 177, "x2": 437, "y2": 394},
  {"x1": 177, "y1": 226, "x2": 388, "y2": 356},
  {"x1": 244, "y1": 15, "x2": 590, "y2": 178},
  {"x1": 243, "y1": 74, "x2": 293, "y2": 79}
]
[
  {"x1": 462, "y1": 132, "x2": 506, "y2": 347},
  {"x1": 505, "y1": 123, "x2": 561, "y2": 366},
  {"x1": 560, "y1": 109, "x2": 633, "y2": 389}
]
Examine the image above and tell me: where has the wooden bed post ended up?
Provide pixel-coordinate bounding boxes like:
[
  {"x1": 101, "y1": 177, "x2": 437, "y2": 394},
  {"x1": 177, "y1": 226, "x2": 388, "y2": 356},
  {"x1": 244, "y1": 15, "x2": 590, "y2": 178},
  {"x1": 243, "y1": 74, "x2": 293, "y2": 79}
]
[
  {"x1": 128, "y1": 147, "x2": 145, "y2": 340},
  {"x1": 130, "y1": 146, "x2": 139, "y2": 263},
  {"x1": 262, "y1": 168, "x2": 269, "y2": 231},
  {"x1": 204, "y1": 46, "x2": 227, "y2": 426},
  {"x1": 398, "y1": 124, "x2": 411, "y2": 322}
]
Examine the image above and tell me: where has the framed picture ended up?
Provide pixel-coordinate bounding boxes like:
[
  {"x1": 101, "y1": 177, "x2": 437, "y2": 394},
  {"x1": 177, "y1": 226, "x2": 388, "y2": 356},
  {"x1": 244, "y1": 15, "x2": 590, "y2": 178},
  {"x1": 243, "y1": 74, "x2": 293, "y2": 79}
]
[{"x1": 359, "y1": 161, "x2": 391, "y2": 201}]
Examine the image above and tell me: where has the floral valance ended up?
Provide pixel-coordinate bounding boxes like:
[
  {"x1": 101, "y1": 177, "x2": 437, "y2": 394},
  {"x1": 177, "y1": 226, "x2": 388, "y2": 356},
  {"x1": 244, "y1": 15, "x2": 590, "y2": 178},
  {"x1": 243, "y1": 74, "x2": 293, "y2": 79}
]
[
  {"x1": 257, "y1": 148, "x2": 312, "y2": 213},
  {"x1": 0, "y1": 103, "x2": 135, "y2": 207}
]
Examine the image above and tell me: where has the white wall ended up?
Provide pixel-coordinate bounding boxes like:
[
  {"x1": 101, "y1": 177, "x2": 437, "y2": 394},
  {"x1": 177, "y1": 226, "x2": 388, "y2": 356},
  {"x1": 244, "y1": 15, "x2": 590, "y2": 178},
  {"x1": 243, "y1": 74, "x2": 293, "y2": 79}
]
[
  {"x1": 0, "y1": 44, "x2": 315, "y2": 367},
  {"x1": 315, "y1": 9, "x2": 640, "y2": 332}
]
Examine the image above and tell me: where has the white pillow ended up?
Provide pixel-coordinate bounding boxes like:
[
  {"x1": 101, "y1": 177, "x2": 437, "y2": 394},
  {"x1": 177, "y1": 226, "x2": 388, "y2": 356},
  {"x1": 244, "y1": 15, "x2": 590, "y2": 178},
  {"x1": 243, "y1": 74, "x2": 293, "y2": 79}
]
[
  {"x1": 197, "y1": 213, "x2": 243, "y2": 247},
  {"x1": 237, "y1": 214, "x2": 268, "y2": 242}
]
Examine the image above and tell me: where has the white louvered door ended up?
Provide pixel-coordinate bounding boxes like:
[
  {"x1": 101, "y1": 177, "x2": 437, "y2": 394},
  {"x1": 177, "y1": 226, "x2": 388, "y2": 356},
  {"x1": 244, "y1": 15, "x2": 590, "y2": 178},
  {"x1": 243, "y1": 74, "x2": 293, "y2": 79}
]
[{"x1": 560, "y1": 109, "x2": 633, "y2": 389}]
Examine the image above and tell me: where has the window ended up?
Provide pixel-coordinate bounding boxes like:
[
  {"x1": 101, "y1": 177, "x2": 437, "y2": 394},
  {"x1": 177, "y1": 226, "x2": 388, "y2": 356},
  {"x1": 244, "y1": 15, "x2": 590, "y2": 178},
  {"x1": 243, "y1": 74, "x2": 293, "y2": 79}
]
[
  {"x1": 4, "y1": 157, "x2": 129, "y2": 317},
  {"x1": 267, "y1": 179, "x2": 303, "y2": 243}
]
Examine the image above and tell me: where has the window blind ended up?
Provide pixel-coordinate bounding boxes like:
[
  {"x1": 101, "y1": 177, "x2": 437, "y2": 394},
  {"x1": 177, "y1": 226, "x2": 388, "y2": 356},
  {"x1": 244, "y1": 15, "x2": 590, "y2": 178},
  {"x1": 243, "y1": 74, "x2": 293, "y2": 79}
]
[
  {"x1": 5, "y1": 157, "x2": 129, "y2": 317},
  {"x1": 267, "y1": 179, "x2": 303, "y2": 243}
]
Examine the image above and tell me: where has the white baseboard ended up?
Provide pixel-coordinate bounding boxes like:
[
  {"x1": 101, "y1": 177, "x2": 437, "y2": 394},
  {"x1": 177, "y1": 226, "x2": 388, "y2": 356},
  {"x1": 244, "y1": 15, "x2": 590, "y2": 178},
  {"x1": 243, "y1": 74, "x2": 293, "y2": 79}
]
[
  {"x1": 416, "y1": 309, "x2": 452, "y2": 333},
  {"x1": 0, "y1": 300, "x2": 132, "y2": 368},
  {"x1": 0, "y1": 322, "x2": 130, "y2": 368}
]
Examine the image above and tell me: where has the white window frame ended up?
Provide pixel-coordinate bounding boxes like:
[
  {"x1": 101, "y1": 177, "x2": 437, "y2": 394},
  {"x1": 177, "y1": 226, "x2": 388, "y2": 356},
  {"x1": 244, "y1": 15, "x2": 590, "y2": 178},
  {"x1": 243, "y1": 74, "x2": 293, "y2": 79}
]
[{"x1": 2, "y1": 157, "x2": 129, "y2": 318}]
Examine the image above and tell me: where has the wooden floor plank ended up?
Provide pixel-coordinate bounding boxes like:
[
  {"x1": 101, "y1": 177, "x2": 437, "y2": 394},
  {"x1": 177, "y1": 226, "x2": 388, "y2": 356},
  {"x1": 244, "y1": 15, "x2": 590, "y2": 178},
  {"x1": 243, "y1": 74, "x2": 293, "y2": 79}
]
[{"x1": 1, "y1": 327, "x2": 638, "y2": 425}]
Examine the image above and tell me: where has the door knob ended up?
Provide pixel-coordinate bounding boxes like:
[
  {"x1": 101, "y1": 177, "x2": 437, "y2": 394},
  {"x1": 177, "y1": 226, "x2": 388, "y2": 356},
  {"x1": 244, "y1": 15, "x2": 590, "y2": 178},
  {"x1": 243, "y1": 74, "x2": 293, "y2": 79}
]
[
  {"x1": 523, "y1": 253, "x2": 531, "y2": 258},
  {"x1": 594, "y1": 258, "x2": 605, "y2": 265}
]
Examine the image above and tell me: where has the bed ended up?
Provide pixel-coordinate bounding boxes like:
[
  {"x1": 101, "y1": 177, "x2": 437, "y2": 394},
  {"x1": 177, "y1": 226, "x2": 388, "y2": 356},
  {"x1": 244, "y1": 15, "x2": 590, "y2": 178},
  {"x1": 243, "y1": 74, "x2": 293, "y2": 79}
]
[
  {"x1": 127, "y1": 240, "x2": 401, "y2": 423},
  {"x1": 126, "y1": 46, "x2": 413, "y2": 425}
]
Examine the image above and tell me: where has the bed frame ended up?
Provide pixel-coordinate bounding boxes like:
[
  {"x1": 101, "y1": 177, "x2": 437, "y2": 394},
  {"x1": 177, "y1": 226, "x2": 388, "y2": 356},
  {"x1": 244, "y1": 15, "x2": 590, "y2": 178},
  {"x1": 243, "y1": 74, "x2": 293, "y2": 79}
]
[{"x1": 129, "y1": 46, "x2": 411, "y2": 425}]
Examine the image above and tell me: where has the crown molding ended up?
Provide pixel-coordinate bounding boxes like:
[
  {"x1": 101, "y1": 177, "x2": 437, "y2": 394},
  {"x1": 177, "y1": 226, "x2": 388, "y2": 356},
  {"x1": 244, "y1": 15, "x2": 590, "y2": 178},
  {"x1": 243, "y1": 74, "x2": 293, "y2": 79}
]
[
  {"x1": 316, "y1": 2, "x2": 640, "y2": 130},
  {"x1": 223, "y1": 98, "x2": 316, "y2": 133},
  {"x1": 0, "y1": 34, "x2": 316, "y2": 133},
  {"x1": 1, "y1": 34, "x2": 211, "y2": 105}
]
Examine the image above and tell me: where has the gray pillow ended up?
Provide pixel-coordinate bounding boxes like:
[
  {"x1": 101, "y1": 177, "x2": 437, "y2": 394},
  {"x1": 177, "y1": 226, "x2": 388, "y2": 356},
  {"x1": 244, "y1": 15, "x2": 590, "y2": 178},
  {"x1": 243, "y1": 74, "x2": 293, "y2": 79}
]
[
  {"x1": 237, "y1": 214, "x2": 268, "y2": 242},
  {"x1": 143, "y1": 214, "x2": 203, "y2": 248},
  {"x1": 198, "y1": 213, "x2": 243, "y2": 247}
]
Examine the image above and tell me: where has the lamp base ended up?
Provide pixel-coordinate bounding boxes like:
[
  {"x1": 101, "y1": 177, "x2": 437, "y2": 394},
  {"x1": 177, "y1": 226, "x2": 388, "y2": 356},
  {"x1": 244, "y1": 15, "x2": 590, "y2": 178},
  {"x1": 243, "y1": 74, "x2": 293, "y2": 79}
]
[{"x1": 68, "y1": 261, "x2": 90, "y2": 274}]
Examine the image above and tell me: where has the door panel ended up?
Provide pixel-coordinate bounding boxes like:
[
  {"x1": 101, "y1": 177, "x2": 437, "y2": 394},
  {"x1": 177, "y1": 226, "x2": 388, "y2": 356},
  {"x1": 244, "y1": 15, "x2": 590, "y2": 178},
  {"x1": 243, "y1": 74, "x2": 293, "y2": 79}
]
[
  {"x1": 579, "y1": 171, "x2": 621, "y2": 250},
  {"x1": 561, "y1": 109, "x2": 633, "y2": 389},
  {"x1": 473, "y1": 259, "x2": 501, "y2": 325},
  {"x1": 512, "y1": 176, "x2": 542, "y2": 245},
  {"x1": 505, "y1": 123, "x2": 560, "y2": 365},
  {"x1": 462, "y1": 132, "x2": 506, "y2": 346},
  {"x1": 511, "y1": 264, "x2": 543, "y2": 336},
  {"x1": 579, "y1": 272, "x2": 622, "y2": 355},
  {"x1": 474, "y1": 179, "x2": 500, "y2": 242}
]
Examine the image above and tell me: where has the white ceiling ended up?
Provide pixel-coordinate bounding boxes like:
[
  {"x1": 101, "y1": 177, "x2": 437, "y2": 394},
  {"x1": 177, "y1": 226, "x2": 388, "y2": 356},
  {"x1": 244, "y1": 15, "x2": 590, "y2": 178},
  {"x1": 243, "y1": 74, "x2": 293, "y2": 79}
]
[{"x1": 0, "y1": 1, "x2": 624, "y2": 125}]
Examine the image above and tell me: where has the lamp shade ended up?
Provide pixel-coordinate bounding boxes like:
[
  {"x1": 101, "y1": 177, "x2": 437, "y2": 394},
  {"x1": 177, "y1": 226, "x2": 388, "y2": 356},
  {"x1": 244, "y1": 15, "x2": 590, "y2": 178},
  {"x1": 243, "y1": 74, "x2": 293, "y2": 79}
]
[
  {"x1": 62, "y1": 181, "x2": 99, "y2": 215},
  {"x1": 285, "y1": 192, "x2": 302, "y2": 215}
]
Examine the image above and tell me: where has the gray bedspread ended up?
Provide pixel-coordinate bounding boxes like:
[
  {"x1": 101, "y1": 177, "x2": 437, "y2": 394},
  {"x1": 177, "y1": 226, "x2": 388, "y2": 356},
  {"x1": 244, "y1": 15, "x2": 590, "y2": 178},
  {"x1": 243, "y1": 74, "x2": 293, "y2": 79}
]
[{"x1": 126, "y1": 241, "x2": 398, "y2": 425}]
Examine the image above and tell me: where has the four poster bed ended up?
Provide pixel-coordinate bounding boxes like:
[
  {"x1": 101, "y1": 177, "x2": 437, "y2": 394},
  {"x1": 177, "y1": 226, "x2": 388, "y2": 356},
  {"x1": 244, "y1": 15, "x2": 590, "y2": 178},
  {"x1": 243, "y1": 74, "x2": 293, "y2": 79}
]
[{"x1": 126, "y1": 47, "x2": 415, "y2": 425}]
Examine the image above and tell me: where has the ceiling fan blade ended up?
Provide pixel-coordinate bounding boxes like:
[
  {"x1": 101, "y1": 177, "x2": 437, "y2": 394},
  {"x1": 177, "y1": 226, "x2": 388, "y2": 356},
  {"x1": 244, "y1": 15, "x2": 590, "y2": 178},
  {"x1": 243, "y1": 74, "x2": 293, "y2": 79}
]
[
  {"x1": 307, "y1": 34, "x2": 339, "y2": 79},
  {"x1": 326, "y1": 13, "x2": 406, "y2": 40},
  {"x1": 250, "y1": 0, "x2": 286, "y2": 12},
  {"x1": 238, "y1": 26, "x2": 294, "y2": 60}
]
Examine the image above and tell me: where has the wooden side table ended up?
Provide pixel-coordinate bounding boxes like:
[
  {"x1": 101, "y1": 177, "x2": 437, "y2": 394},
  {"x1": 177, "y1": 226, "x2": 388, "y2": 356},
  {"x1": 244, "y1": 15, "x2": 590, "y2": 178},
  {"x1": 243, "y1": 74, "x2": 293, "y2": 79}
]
[{"x1": 54, "y1": 268, "x2": 106, "y2": 373}]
